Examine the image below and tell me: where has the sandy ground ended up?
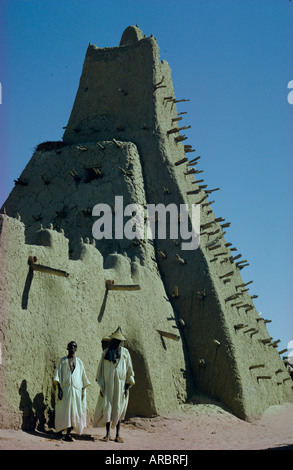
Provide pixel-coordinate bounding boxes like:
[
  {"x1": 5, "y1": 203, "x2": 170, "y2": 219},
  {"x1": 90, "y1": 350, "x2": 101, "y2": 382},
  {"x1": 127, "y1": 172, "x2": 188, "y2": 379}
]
[{"x1": 0, "y1": 398, "x2": 292, "y2": 452}]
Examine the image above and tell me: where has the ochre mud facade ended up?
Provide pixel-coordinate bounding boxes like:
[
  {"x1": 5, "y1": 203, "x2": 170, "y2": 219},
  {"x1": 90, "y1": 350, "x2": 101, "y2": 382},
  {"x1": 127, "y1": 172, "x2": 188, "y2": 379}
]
[{"x1": 0, "y1": 26, "x2": 291, "y2": 428}]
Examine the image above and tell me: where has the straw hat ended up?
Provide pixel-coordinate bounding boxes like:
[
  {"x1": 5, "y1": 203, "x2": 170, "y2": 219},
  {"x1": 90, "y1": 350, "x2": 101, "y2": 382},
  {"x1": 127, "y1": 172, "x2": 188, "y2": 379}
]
[{"x1": 111, "y1": 326, "x2": 126, "y2": 341}]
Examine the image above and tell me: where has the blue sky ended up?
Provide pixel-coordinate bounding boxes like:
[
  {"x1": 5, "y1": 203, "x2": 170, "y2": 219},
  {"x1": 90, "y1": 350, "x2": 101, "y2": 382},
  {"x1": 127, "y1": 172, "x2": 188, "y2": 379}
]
[{"x1": 0, "y1": 0, "x2": 292, "y2": 352}]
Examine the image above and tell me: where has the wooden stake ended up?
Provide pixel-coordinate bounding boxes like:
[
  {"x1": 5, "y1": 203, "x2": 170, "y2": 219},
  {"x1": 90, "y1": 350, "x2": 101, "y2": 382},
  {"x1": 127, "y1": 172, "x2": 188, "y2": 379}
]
[
  {"x1": 14, "y1": 178, "x2": 28, "y2": 186},
  {"x1": 69, "y1": 170, "x2": 81, "y2": 182},
  {"x1": 250, "y1": 330, "x2": 259, "y2": 337},
  {"x1": 28, "y1": 256, "x2": 69, "y2": 278},
  {"x1": 205, "y1": 188, "x2": 220, "y2": 194},
  {"x1": 249, "y1": 364, "x2": 265, "y2": 370},
  {"x1": 173, "y1": 99, "x2": 190, "y2": 103},
  {"x1": 175, "y1": 254, "x2": 186, "y2": 265},
  {"x1": 234, "y1": 324, "x2": 248, "y2": 330},
  {"x1": 167, "y1": 127, "x2": 180, "y2": 134},
  {"x1": 112, "y1": 138, "x2": 121, "y2": 147},
  {"x1": 231, "y1": 302, "x2": 244, "y2": 308},
  {"x1": 175, "y1": 157, "x2": 188, "y2": 166},
  {"x1": 187, "y1": 160, "x2": 199, "y2": 167},
  {"x1": 225, "y1": 293, "x2": 243, "y2": 302},
  {"x1": 202, "y1": 200, "x2": 215, "y2": 207},
  {"x1": 171, "y1": 285, "x2": 179, "y2": 298},
  {"x1": 184, "y1": 168, "x2": 198, "y2": 175},
  {"x1": 187, "y1": 189, "x2": 201, "y2": 195},
  {"x1": 270, "y1": 340, "x2": 281, "y2": 347},
  {"x1": 239, "y1": 264, "x2": 249, "y2": 270},
  {"x1": 175, "y1": 135, "x2": 188, "y2": 142},
  {"x1": 245, "y1": 306, "x2": 254, "y2": 312},
  {"x1": 197, "y1": 194, "x2": 208, "y2": 204},
  {"x1": 236, "y1": 260, "x2": 248, "y2": 267},
  {"x1": 232, "y1": 254, "x2": 242, "y2": 261},
  {"x1": 208, "y1": 245, "x2": 222, "y2": 252},
  {"x1": 236, "y1": 281, "x2": 253, "y2": 289},
  {"x1": 158, "y1": 249, "x2": 167, "y2": 259},
  {"x1": 279, "y1": 349, "x2": 288, "y2": 355},
  {"x1": 106, "y1": 281, "x2": 141, "y2": 291},
  {"x1": 219, "y1": 271, "x2": 234, "y2": 279},
  {"x1": 157, "y1": 330, "x2": 180, "y2": 341}
]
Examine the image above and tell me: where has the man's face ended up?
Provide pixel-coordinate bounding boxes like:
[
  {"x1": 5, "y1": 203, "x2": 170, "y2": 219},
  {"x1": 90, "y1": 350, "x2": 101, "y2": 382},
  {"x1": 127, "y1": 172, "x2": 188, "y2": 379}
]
[
  {"x1": 67, "y1": 342, "x2": 77, "y2": 355},
  {"x1": 111, "y1": 339, "x2": 121, "y2": 349}
]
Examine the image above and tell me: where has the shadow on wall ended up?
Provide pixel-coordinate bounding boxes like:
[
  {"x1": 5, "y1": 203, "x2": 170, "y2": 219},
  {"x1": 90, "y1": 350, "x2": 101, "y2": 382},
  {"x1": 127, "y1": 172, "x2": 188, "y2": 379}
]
[
  {"x1": 126, "y1": 346, "x2": 157, "y2": 419},
  {"x1": 19, "y1": 379, "x2": 55, "y2": 431}
]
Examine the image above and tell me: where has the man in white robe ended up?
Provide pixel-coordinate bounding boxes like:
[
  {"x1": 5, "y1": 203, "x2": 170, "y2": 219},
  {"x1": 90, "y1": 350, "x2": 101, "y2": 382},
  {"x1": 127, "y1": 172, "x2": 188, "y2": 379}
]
[
  {"x1": 94, "y1": 327, "x2": 135, "y2": 442},
  {"x1": 53, "y1": 341, "x2": 90, "y2": 441}
]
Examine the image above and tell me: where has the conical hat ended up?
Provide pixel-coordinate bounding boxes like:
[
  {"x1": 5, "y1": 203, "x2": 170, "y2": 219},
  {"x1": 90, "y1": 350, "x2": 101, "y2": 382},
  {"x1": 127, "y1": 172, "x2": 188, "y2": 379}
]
[{"x1": 111, "y1": 326, "x2": 126, "y2": 341}]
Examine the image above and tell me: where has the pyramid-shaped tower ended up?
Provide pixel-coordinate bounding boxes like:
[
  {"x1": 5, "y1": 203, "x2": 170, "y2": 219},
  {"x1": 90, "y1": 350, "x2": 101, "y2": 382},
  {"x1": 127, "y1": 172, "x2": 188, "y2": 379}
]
[{"x1": 0, "y1": 26, "x2": 291, "y2": 427}]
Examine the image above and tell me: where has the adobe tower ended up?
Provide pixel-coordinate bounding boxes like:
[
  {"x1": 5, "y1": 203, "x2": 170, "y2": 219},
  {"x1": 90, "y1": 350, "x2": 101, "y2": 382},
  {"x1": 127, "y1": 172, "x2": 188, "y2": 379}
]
[{"x1": 0, "y1": 26, "x2": 291, "y2": 428}]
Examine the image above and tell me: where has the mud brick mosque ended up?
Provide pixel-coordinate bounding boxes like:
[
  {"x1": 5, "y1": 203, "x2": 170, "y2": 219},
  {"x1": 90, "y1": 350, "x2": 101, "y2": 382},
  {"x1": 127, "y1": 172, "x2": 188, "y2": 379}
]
[{"x1": 0, "y1": 26, "x2": 291, "y2": 429}]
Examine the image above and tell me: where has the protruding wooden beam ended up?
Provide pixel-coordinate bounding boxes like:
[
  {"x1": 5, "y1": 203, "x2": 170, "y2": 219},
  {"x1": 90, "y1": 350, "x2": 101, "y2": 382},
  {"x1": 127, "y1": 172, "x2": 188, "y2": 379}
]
[
  {"x1": 69, "y1": 169, "x2": 81, "y2": 182},
  {"x1": 175, "y1": 135, "x2": 188, "y2": 143},
  {"x1": 279, "y1": 349, "x2": 288, "y2": 355},
  {"x1": 171, "y1": 285, "x2": 179, "y2": 299},
  {"x1": 234, "y1": 324, "x2": 248, "y2": 331},
  {"x1": 97, "y1": 142, "x2": 105, "y2": 150},
  {"x1": 158, "y1": 249, "x2": 167, "y2": 259},
  {"x1": 219, "y1": 271, "x2": 234, "y2": 279},
  {"x1": 239, "y1": 263, "x2": 250, "y2": 270},
  {"x1": 270, "y1": 339, "x2": 281, "y2": 347},
  {"x1": 173, "y1": 99, "x2": 190, "y2": 103},
  {"x1": 175, "y1": 157, "x2": 188, "y2": 166},
  {"x1": 244, "y1": 328, "x2": 257, "y2": 334},
  {"x1": 261, "y1": 338, "x2": 272, "y2": 344},
  {"x1": 28, "y1": 256, "x2": 69, "y2": 278},
  {"x1": 157, "y1": 330, "x2": 180, "y2": 341},
  {"x1": 175, "y1": 254, "x2": 186, "y2": 265},
  {"x1": 112, "y1": 138, "x2": 122, "y2": 147},
  {"x1": 205, "y1": 188, "x2": 220, "y2": 194},
  {"x1": 14, "y1": 177, "x2": 28, "y2": 186},
  {"x1": 236, "y1": 281, "x2": 253, "y2": 289},
  {"x1": 106, "y1": 280, "x2": 141, "y2": 291}
]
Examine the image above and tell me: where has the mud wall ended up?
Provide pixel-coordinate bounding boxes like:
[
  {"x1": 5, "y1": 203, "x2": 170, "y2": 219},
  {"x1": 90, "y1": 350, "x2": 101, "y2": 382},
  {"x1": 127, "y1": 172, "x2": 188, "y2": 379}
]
[{"x1": 0, "y1": 214, "x2": 191, "y2": 429}]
